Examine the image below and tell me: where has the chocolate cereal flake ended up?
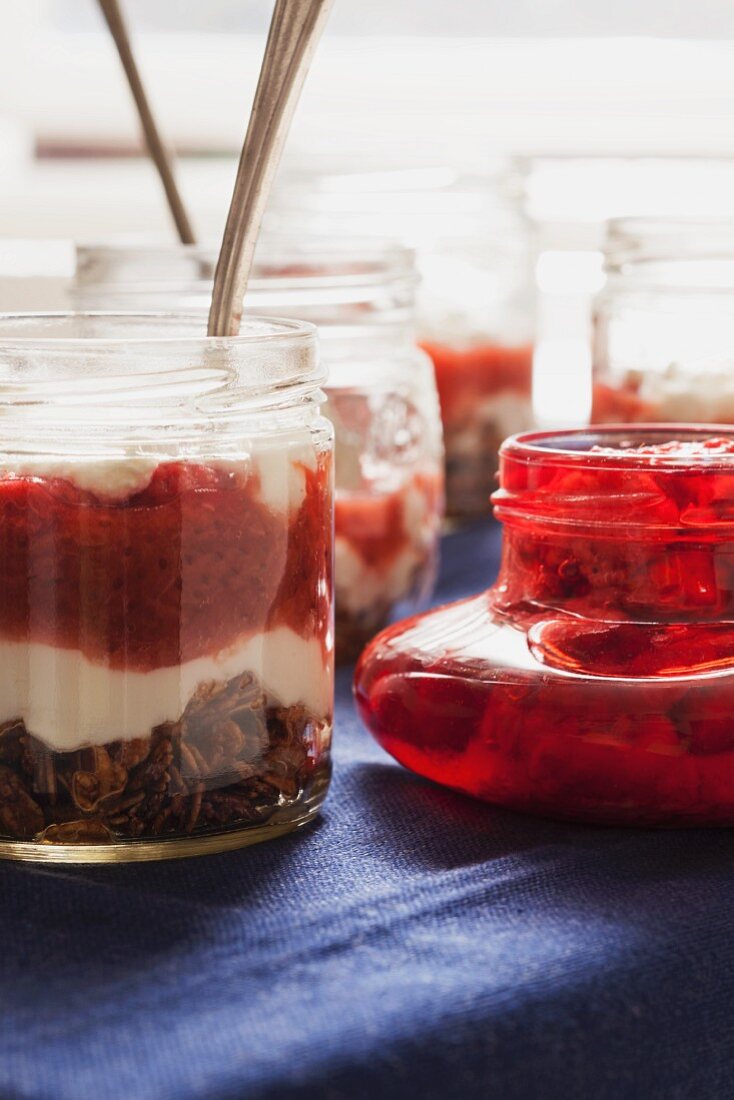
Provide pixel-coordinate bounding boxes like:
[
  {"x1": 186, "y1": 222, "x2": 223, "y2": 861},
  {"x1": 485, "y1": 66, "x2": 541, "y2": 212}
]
[{"x1": 0, "y1": 673, "x2": 330, "y2": 845}]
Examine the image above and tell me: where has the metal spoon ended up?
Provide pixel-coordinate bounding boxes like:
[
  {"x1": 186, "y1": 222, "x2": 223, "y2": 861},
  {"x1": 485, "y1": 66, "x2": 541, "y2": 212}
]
[
  {"x1": 98, "y1": 0, "x2": 195, "y2": 244},
  {"x1": 207, "y1": 0, "x2": 334, "y2": 337}
]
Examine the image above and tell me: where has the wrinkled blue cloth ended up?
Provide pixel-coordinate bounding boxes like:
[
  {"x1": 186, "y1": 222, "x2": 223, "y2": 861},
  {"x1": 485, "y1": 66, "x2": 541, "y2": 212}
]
[{"x1": 2, "y1": 520, "x2": 734, "y2": 1100}]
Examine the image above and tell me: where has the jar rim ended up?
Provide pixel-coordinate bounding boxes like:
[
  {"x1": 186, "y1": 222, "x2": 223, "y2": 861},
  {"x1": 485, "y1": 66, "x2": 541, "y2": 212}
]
[
  {"x1": 0, "y1": 312, "x2": 325, "y2": 426},
  {"x1": 606, "y1": 215, "x2": 734, "y2": 253},
  {"x1": 0, "y1": 310, "x2": 317, "y2": 350},
  {"x1": 603, "y1": 212, "x2": 734, "y2": 286},
  {"x1": 495, "y1": 426, "x2": 734, "y2": 537},
  {"x1": 75, "y1": 240, "x2": 418, "y2": 294},
  {"x1": 501, "y1": 425, "x2": 734, "y2": 470}
]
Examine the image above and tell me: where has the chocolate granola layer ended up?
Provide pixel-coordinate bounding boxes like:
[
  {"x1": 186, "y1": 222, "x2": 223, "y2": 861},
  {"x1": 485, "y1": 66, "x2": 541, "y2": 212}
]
[{"x1": 0, "y1": 671, "x2": 331, "y2": 844}]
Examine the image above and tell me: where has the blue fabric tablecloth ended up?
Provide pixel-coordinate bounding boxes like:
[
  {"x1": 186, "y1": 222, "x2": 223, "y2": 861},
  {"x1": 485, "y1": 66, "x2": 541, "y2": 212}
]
[{"x1": 3, "y1": 520, "x2": 734, "y2": 1100}]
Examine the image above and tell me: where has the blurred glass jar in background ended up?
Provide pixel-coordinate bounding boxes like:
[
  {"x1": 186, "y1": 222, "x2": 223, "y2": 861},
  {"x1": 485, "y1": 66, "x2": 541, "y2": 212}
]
[
  {"x1": 592, "y1": 218, "x2": 734, "y2": 424},
  {"x1": 268, "y1": 162, "x2": 537, "y2": 520},
  {"x1": 73, "y1": 241, "x2": 445, "y2": 662}
]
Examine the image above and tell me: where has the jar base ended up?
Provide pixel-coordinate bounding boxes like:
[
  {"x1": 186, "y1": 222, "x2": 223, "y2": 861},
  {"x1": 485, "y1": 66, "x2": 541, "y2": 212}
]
[{"x1": 0, "y1": 770, "x2": 330, "y2": 864}]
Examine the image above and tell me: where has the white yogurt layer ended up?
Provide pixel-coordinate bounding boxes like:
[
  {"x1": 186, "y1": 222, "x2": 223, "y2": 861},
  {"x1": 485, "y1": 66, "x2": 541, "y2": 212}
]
[
  {"x1": 0, "y1": 626, "x2": 331, "y2": 754},
  {"x1": 0, "y1": 431, "x2": 319, "y2": 512}
]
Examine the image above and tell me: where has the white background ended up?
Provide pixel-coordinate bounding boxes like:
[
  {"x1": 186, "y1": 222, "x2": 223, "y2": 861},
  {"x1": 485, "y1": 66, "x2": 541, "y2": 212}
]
[{"x1": 2, "y1": 3, "x2": 734, "y2": 425}]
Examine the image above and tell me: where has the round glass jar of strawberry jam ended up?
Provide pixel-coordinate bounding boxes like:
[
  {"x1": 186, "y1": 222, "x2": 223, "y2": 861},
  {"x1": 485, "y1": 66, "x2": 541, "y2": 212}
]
[
  {"x1": 356, "y1": 426, "x2": 734, "y2": 826},
  {"x1": 592, "y1": 223, "x2": 734, "y2": 425},
  {"x1": 0, "y1": 313, "x2": 333, "y2": 862},
  {"x1": 72, "y1": 241, "x2": 445, "y2": 663}
]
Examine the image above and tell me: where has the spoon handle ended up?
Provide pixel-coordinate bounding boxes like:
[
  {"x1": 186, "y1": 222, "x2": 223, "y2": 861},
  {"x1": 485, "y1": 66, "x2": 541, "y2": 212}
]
[
  {"x1": 208, "y1": 0, "x2": 334, "y2": 337},
  {"x1": 98, "y1": 0, "x2": 195, "y2": 245}
]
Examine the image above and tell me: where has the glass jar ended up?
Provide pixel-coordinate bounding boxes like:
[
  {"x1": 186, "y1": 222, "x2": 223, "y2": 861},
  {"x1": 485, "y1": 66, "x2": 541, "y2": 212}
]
[
  {"x1": 72, "y1": 241, "x2": 445, "y2": 663},
  {"x1": 0, "y1": 313, "x2": 333, "y2": 862},
  {"x1": 268, "y1": 164, "x2": 537, "y2": 520},
  {"x1": 355, "y1": 426, "x2": 734, "y2": 827},
  {"x1": 592, "y1": 219, "x2": 734, "y2": 424}
]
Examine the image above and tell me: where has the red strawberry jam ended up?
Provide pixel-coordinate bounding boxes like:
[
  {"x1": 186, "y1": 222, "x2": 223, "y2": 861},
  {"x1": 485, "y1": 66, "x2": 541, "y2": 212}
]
[
  {"x1": 355, "y1": 428, "x2": 734, "y2": 826},
  {"x1": 420, "y1": 341, "x2": 533, "y2": 518},
  {"x1": 334, "y1": 470, "x2": 443, "y2": 661},
  {"x1": 0, "y1": 456, "x2": 331, "y2": 669}
]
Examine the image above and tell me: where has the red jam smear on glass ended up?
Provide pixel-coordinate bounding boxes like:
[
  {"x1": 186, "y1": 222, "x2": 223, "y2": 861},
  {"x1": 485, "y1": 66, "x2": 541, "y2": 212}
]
[
  {"x1": 355, "y1": 429, "x2": 734, "y2": 826},
  {"x1": 0, "y1": 455, "x2": 331, "y2": 670}
]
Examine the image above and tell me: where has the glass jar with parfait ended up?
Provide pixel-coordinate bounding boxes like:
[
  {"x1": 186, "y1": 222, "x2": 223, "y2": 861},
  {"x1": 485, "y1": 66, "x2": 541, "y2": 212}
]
[
  {"x1": 0, "y1": 313, "x2": 333, "y2": 861},
  {"x1": 72, "y1": 240, "x2": 445, "y2": 661}
]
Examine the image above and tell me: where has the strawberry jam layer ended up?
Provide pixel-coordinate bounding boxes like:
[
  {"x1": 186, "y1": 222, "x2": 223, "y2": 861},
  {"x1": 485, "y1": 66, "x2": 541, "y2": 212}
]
[
  {"x1": 354, "y1": 430, "x2": 734, "y2": 825},
  {"x1": 334, "y1": 470, "x2": 443, "y2": 661},
  {"x1": 335, "y1": 471, "x2": 442, "y2": 576},
  {"x1": 420, "y1": 341, "x2": 534, "y2": 518},
  {"x1": 0, "y1": 453, "x2": 331, "y2": 671},
  {"x1": 421, "y1": 341, "x2": 533, "y2": 426}
]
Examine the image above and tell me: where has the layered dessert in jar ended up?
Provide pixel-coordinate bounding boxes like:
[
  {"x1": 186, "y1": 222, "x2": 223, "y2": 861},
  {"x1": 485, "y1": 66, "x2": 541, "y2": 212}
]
[
  {"x1": 72, "y1": 241, "x2": 445, "y2": 662},
  {"x1": 0, "y1": 314, "x2": 333, "y2": 860},
  {"x1": 356, "y1": 427, "x2": 734, "y2": 826}
]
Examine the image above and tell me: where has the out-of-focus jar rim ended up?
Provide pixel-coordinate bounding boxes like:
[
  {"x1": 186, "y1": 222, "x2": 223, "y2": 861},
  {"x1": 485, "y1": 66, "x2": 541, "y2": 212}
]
[
  {"x1": 607, "y1": 256, "x2": 734, "y2": 292},
  {"x1": 500, "y1": 425, "x2": 734, "y2": 470},
  {"x1": 602, "y1": 212, "x2": 734, "y2": 298},
  {"x1": 605, "y1": 215, "x2": 734, "y2": 269},
  {"x1": 75, "y1": 239, "x2": 418, "y2": 294},
  {"x1": 0, "y1": 310, "x2": 316, "y2": 350}
]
